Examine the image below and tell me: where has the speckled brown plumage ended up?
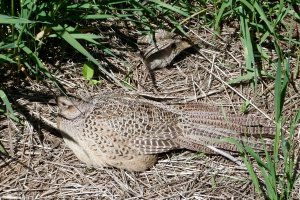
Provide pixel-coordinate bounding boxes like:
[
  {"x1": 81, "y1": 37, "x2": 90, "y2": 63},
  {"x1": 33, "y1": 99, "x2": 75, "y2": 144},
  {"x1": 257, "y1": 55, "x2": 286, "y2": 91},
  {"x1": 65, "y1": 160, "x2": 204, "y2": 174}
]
[{"x1": 57, "y1": 93, "x2": 275, "y2": 171}]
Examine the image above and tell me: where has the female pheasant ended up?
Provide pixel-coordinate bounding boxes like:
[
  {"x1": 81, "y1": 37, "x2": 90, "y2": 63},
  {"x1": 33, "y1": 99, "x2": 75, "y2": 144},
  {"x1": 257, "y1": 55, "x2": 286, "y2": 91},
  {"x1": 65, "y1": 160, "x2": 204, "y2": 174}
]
[{"x1": 57, "y1": 93, "x2": 275, "y2": 171}]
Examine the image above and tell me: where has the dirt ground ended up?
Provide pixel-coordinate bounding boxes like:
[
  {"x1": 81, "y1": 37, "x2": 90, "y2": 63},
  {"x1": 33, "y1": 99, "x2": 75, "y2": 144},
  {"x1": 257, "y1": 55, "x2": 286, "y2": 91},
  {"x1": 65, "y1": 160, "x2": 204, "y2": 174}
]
[{"x1": 1, "y1": 24, "x2": 300, "y2": 199}]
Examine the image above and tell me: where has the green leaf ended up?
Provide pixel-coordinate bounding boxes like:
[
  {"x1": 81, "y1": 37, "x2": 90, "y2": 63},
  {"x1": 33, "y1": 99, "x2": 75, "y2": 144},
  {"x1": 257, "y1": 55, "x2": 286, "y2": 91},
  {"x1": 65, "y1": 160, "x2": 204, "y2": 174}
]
[
  {"x1": 239, "y1": 100, "x2": 251, "y2": 113},
  {"x1": 83, "y1": 62, "x2": 95, "y2": 80},
  {"x1": 91, "y1": 79, "x2": 102, "y2": 85}
]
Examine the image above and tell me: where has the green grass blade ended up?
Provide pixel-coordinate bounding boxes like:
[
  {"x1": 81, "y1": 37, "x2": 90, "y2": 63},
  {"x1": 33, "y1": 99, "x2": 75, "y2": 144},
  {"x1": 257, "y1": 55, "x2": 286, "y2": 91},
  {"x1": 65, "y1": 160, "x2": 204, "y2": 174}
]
[
  {"x1": 214, "y1": 0, "x2": 232, "y2": 32},
  {"x1": 244, "y1": 145, "x2": 268, "y2": 169},
  {"x1": 0, "y1": 54, "x2": 17, "y2": 63},
  {"x1": 18, "y1": 42, "x2": 67, "y2": 95},
  {"x1": 0, "y1": 90, "x2": 19, "y2": 122},
  {"x1": 52, "y1": 24, "x2": 125, "y2": 89},
  {"x1": 130, "y1": 1, "x2": 156, "y2": 16},
  {"x1": 81, "y1": 14, "x2": 133, "y2": 19},
  {"x1": 252, "y1": 1, "x2": 274, "y2": 33},
  {"x1": 70, "y1": 33, "x2": 102, "y2": 44},
  {"x1": 0, "y1": 141, "x2": 8, "y2": 155},
  {"x1": 0, "y1": 43, "x2": 17, "y2": 50},
  {"x1": 238, "y1": 0, "x2": 254, "y2": 12},
  {"x1": 259, "y1": 165, "x2": 277, "y2": 199},
  {"x1": 0, "y1": 90, "x2": 14, "y2": 116},
  {"x1": 225, "y1": 138, "x2": 264, "y2": 197},
  {"x1": 0, "y1": 14, "x2": 35, "y2": 24},
  {"x1": 238, "y1": 6, "x2": 257, "y2": 87},
  {"x1": 149, "y1": 0, "x2": 189, "y2": 17}
]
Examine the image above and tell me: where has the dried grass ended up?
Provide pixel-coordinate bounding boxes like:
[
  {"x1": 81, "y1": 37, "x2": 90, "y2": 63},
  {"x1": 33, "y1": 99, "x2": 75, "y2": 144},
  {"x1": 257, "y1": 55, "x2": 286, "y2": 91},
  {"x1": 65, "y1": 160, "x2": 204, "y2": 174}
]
[{"x1": 1, "y1": 25, "x2": 299, "y2": 199}]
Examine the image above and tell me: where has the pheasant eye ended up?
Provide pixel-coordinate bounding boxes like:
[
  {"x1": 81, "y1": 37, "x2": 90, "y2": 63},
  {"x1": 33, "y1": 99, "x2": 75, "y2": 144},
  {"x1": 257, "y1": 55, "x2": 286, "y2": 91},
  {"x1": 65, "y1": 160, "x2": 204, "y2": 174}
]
[
  {"x1": 59, "y1": 101, "x2": 67, "y2": 107},
  {"x1": 67, "y1": 105, "x2": 73, "y2": 109}
]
